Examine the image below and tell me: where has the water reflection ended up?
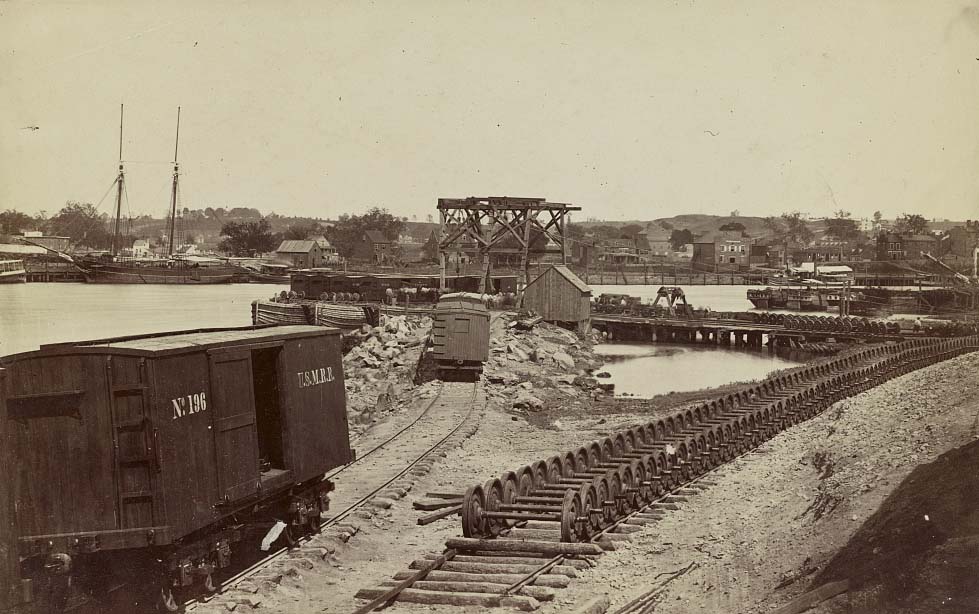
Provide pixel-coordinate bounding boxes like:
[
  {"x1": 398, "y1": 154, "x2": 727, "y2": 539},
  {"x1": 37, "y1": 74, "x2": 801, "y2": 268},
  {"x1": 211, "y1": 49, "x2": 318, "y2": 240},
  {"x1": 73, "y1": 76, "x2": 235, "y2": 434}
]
[{"x1": 593, "y1": 342, "x2": 801, "y2": 398}]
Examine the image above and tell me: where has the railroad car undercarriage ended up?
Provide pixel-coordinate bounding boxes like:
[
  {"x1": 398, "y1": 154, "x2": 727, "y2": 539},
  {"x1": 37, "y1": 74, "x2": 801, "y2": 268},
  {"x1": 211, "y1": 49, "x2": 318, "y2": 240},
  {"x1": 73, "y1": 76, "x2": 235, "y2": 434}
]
[{"x1": 18, "y1": 478, "x2": 333, "y2": 613}]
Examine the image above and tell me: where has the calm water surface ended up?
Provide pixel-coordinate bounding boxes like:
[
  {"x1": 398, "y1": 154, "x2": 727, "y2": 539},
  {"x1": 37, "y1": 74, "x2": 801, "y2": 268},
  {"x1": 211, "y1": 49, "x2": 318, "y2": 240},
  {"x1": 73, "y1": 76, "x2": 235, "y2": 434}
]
[
  {"x1": 0, "y1": 283, "x2": 289, "y2": 356},
  {"x1": 2, "y1": 284, "x2": 808, "y2": 390},
  {"x1": 593, "y1": 342, "x2": 801, "y2": 398}
]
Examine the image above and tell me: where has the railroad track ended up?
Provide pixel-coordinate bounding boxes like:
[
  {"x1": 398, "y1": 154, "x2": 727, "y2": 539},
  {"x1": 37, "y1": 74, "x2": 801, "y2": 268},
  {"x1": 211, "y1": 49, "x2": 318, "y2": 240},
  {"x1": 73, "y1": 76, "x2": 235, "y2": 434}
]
[
  {"x1": 184, "y1": 379, "x2": 485, "y2": 611},
  {"x1": 354, "y1": 334, "x2": 979, "y2": 612}
]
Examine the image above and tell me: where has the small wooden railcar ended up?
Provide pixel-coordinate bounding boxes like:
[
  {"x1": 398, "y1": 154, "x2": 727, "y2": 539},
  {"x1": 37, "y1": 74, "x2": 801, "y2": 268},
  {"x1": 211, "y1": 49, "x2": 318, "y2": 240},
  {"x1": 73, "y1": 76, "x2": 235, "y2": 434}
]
[
  {"x1": 431, "y1": 293, "x2": 490, "y2": 376},
  {"x1": 0, "y1": 325, "x2": 351, "y2": 611}
]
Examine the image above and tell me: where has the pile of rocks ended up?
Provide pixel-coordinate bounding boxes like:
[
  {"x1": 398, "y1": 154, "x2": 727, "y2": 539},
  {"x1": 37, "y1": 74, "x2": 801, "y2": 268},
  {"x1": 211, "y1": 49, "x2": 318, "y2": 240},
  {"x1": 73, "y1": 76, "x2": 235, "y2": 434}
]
[
  {"x1": 342, "y1": 314, "x2": 432, "y2": 433},
  {"x1": 482, "y1": 315, "x2": 608, "y2": 413},
  {"x1": 345, "y1": 314, "x2": 428, "y2": 369}
]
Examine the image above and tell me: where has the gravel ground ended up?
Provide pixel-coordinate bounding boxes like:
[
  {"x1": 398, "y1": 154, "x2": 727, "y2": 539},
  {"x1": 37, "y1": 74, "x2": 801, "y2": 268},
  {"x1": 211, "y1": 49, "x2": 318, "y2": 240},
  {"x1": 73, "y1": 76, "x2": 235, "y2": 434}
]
[{"x1": 198, "y1": 318, "x2": 978, "y2": 614}]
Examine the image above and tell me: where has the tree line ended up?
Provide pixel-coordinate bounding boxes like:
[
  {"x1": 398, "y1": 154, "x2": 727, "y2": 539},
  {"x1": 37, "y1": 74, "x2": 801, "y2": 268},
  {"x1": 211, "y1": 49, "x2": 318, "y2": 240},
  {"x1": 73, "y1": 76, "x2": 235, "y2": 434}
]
[{"x1": 2, "y1": 203, "x2": 935, "y2": 257}]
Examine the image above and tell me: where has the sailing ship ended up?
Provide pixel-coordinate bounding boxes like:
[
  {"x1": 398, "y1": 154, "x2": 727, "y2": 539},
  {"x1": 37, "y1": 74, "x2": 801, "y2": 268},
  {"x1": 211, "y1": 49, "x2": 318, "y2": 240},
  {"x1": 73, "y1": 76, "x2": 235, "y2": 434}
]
[
  {"x1": 76, "y1": 105, "x2": 237, "y2": 284},
  {"x1": 0, "y1": 259, "x2": 27, "y2": 283}
]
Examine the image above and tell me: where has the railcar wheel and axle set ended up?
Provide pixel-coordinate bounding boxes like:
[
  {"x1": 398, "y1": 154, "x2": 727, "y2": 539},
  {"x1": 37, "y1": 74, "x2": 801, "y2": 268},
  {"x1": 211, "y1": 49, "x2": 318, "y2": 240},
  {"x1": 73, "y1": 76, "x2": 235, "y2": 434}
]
[{"x1": 353, "y1": 334, "x2": 979, "y2": 612}]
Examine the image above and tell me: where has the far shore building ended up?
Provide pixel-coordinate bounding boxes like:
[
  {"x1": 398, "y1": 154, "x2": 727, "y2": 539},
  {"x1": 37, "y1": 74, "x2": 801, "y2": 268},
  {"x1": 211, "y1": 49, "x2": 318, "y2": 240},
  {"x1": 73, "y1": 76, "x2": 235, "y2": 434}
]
[
  {"x1": 275, "y1": 239, "x2": 325, "y2": 268},
  {"x1": 19, "y1": 231, "x2": 71, "y2": 253},
  {"x1": 692, "y1": 231, "x2": 752, "y2": 267},
  {"x1": 876, "y1": 232, "x2": 939, "y2": 261},
  {"x1": 597, "y1": 238, "x2": 642, "y2": 264},
  {"x1": 354, "y1": 230, "x2": 398, "y2": 264},
  {"x1": 309, "y1": 234, "x2": 341, "y2": 264},
  {"x1": 948, "y1": 223, "x2": 979, "y2": 258},
  {"x1": 636, "y1": 227, "x2": 672, "y2": 260}
]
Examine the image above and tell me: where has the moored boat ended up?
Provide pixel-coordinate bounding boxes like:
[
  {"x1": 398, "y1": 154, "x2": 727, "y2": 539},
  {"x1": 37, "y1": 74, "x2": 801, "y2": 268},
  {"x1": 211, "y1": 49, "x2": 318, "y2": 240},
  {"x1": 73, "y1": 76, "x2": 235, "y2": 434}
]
[
  {"x1": 240, "y1": 262, "x2": 292, "y2": 283},
  {"x1": 80, "y1": 260, "x2": 236, "y2": 284},
  {"x1": 75, "y1": 105, "x2": 236, "y2": 285},
  {"x1": 747, "y1": 287, "x2": 829, "y2": 311},
  {"x1": 0, "y1": 259, "x2": 26, "y2": 283}
]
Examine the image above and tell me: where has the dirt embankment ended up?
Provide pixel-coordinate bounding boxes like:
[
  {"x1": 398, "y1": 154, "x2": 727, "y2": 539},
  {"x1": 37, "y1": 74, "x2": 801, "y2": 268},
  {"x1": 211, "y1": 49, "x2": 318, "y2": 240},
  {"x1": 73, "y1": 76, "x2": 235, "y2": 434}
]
[
  {"x1": 815, "y1": 438, "x2": 979, "y2": 613},
  {"x1": 534, "y1": 351, "x2": 979, "y2": 614}
]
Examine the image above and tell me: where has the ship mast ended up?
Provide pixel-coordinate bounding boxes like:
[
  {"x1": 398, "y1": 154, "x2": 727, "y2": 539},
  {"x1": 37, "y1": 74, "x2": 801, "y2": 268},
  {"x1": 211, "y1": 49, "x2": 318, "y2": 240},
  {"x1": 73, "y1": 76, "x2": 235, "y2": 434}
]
[
  {"x1": 111, "y1": 104, "x2": 125, "y2": 257},
  {"x1": 166, "y1": 107, "x2": 181, "y2": 257}
]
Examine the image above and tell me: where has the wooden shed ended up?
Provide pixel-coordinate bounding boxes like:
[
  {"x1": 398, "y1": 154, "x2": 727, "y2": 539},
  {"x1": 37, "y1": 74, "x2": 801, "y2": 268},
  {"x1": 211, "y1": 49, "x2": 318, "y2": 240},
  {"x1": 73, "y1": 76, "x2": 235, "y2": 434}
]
[{"x1": 522, "y1": 265, "x2": 592, "y2": 333}]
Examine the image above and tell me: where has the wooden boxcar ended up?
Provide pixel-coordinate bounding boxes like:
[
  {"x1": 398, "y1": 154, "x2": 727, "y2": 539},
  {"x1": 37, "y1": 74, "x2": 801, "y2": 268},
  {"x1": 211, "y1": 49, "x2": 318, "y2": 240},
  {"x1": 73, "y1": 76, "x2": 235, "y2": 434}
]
[
  {"x1": 0, "y1": 325, "x2": 351, "y2": 611},
  {"x1": 0, "y1": 370, "x2": 29, "y2": 611},
  {"x1": 431, "y1": 293, "x2": 490, "y2": 375}
]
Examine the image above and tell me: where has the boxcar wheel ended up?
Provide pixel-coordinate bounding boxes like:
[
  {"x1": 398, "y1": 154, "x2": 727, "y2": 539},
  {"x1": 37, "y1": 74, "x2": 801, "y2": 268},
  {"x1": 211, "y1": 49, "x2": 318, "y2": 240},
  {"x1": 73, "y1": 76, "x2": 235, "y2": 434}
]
[
  {"x1": 560, "y1": 490, "x2": 582, "y2": 543},
  {"x1": 461, "y1": 484, "x2": 486, "y2": 538},
  {"x1": 158, "y1": 586, "x2": 179, "y2": 612},
  {"x1": 306, "y1": 499, "x2": 323, "y2": 535}
]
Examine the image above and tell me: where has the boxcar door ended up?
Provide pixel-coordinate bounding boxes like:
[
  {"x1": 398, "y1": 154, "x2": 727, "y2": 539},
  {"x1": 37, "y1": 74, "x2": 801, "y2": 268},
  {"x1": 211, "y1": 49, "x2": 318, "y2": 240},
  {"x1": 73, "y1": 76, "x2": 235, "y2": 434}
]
[{"x1": 207, "y1": 349, "x2": 261, "y2": 503}]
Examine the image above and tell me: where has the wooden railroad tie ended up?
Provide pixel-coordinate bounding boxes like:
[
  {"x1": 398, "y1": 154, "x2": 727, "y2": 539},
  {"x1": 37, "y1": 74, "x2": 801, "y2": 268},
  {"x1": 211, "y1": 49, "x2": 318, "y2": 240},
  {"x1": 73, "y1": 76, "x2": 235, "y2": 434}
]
[{"x1": 413, "y1": 498, "x2": 463, "y2": 511}]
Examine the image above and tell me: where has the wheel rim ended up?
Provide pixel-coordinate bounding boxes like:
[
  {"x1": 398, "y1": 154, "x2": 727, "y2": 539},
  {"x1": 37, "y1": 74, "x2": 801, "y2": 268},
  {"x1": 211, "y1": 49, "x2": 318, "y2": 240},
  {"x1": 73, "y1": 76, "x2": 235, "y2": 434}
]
[{"x1": 461, "y1": 484, "x2": 486, "y2": 538}]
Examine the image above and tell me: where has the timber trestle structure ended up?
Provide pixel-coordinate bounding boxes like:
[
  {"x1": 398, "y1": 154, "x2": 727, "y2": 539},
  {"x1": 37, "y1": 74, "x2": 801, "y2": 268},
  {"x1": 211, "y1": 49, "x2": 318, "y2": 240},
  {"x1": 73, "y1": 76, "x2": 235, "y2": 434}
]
[
  {"x1": 436, "y1": 197, "x2": 581, "y2": 294},
  {"x1": 355, "y1": 334, "x2": 979, "y2": 611}
]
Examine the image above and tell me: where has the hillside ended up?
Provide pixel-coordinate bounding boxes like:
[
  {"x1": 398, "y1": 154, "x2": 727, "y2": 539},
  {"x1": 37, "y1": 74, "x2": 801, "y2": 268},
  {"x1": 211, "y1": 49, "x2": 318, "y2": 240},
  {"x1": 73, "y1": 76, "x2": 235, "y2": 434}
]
[{"x1": 577, "y1": 214, "x2": 772, "y2": 237}]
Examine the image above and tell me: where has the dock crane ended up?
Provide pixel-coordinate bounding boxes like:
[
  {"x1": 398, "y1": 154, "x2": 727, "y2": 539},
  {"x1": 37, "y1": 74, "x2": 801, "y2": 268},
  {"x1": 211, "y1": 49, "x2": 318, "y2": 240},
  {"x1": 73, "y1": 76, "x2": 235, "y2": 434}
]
[{"x1": 922, "y1": 252, "x2": 977, "y2": 286}]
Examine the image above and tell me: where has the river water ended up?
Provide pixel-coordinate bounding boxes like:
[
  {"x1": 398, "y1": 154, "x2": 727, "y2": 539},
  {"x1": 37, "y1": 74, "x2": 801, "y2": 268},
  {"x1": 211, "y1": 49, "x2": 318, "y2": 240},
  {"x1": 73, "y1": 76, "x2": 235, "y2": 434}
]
[
  {"x1": 588, "y1": 285, "x2": 805, "y2": 396},
  {"x1": 0, "y1": 283, "x2": 289, "y2": 356},
  {"x1": 2, "y1": 283, "x2": 799, "y2": 396},
  {"x1": 593, "y1": 342, "x2": 801, "y2": 398}
]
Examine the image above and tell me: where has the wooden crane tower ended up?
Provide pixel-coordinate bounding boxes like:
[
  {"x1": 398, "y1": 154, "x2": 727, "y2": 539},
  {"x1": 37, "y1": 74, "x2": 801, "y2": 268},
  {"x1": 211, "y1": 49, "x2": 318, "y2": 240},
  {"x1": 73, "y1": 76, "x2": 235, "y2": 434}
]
[{"x1": 437, "y1": 196, "x2": 581, "y2": 295}]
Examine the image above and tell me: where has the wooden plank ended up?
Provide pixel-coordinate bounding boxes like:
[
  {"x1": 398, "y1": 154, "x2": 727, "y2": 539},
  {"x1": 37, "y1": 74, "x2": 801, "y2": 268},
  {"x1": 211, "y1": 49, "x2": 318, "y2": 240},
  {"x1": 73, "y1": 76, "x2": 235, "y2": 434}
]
[
  {"x1": 413, "y1": 498, "x2": 463, "y2": 511},
  {"x1": 410, "y1": 559, "x2": 578, "y2": 578},
  {"x1": 425, "y1": 491, "x2": 465, "y2": 499},
  {"x1": 380, "y1": 580, "x2": 555, "y2": 602},
  {"x1": 423, "y1": 553, "x2": 591, "y2": 570},
  {"x1": 445, "y1": 537, "x2": 603, "y2": 556},
  {"x1": 417, "y1": 505, "x2": 462, "y2": 526},
  {"x1": 393, "y1": 570, "x2": 570, "y2": 589},
  {"x1": 354, "y1": 588, "x2": 539, "y2": 611},
  {"x1": 770, "y1": 580, "x2": 850, "y2": 614}
]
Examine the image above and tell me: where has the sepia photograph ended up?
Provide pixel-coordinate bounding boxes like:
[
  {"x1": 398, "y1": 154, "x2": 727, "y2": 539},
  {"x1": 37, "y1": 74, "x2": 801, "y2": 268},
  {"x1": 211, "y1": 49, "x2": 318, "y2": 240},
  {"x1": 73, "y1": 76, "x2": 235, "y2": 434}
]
[{"x1": 1, "y1": 2, "x2": 978, "y2": 613}]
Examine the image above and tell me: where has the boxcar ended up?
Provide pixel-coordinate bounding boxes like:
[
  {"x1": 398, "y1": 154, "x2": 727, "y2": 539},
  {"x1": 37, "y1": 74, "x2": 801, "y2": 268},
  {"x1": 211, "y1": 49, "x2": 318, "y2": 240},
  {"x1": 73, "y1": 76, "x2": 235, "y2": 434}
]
[
  {"x1": 431, "y1": 293, "x2": 490, "y2": 376},
  {"x1": 0, "y1": 374, "x2": 29, "y2": 611},
  {"x1": 0, "y1": 325, "x2": 351, "y2": 611}
]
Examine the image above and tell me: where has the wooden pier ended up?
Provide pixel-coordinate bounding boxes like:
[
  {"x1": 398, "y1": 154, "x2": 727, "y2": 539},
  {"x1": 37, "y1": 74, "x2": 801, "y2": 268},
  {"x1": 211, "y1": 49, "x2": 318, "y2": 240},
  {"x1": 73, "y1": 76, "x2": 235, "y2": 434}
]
[
  {"x1": 590, "y1": 314, "x2": 906, "y2": 349},
  {"x1": 24, "y1": 261, "x2": 83, "y2": 282}
]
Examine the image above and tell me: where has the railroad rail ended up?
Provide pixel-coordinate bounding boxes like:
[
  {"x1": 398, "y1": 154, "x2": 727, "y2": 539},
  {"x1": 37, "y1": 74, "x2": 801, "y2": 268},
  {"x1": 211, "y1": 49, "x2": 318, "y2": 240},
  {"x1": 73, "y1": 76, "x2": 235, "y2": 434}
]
[
  {"x1": 354, "y1": 334, "x2": 979, "y2": 611},
  {"x1": 184, "y1": 380, "x2": 485, "y2": 611}
]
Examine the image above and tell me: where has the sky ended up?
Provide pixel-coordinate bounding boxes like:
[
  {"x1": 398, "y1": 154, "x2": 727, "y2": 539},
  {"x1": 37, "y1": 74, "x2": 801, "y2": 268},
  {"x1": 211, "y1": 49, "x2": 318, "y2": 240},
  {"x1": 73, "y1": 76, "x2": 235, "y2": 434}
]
[{"x1": 2, "y1": 1, "x2": 978, "y2": 223}]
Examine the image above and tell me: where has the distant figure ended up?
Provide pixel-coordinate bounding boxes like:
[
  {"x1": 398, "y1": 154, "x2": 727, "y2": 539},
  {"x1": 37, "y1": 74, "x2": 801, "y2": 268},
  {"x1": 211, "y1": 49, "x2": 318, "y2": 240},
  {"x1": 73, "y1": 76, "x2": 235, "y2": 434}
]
[{"x1": 913, "y1": 318, "x2": 923, "y2": 334}]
